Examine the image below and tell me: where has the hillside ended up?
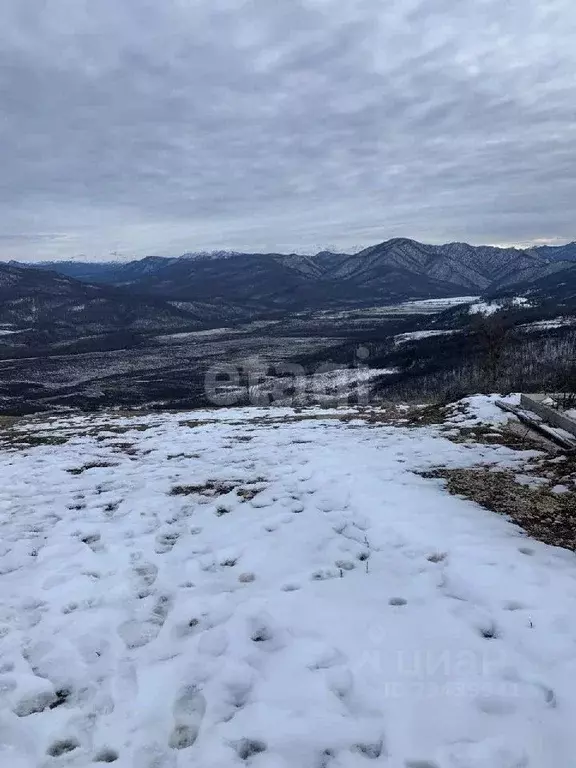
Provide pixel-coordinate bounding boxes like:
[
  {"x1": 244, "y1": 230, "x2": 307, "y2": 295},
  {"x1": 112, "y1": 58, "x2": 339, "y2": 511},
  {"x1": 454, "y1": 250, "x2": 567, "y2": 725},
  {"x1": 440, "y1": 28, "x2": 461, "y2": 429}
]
[
  {"x1": 0, "y1": 399, "x2": 575, "y2": 767},
  {"x1": 11, "y1": 256, "x2": 182, "y2": 285},
  {"x1": 0, "y1": 262, "x2": 249, "y2": 346},
  {"x1": 496, "y1": 263, "x2": 576, "y2": 313},
  {"x1": 343, "y1": 238, "x2": 566, "y2": 291},
  {"x1": 531, "y1": 242, "x2": 576, "y2": 262}
]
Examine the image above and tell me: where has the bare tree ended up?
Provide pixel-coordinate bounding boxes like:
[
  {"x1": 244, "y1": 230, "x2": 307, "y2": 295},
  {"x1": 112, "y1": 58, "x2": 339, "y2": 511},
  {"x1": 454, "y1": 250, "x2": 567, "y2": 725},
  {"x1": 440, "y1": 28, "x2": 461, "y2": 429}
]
[{"x1": 473, "y1": 315, "x2": 510, "y2": 387}]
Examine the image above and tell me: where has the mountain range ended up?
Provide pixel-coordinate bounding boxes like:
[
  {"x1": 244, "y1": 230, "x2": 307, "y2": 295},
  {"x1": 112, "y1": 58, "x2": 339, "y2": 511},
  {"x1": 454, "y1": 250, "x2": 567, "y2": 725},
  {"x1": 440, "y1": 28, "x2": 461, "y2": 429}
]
[{"x1": 9, "y1": 238, "x2": 575, "y2": 315}]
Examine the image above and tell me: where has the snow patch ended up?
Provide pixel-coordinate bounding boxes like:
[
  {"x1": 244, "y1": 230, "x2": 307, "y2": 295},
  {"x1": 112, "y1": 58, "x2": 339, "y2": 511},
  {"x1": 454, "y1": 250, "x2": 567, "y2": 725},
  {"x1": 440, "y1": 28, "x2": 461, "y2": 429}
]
[
  {"x1": 401, "y1": 296, "x2": 480, "y2": 310},
  {"x1": 520, "y1": 317, "x2": 576, "y2": 331},
  {"x1": 446, "y1": 393, "x2": 521, "y2": 426},
  {"x1": 394, "y1": 329, "x2": 458, "y2": 345},
  {"x1": 469, "y1": 297, "x2": 531, "y2": 316}
]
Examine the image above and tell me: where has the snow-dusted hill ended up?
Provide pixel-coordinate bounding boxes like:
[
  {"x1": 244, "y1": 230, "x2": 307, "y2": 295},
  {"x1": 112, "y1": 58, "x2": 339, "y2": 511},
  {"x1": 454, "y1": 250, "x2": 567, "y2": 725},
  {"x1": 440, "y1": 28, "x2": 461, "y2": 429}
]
[
  {"x1": 1, "y1": 403, "x2": 575, "y2": 767},
  {"x1": 0, "y1": 262, "x2": 223, "y2": 339},
  {"x1": 20, "y1": 238, "x2": 572, "y2": 311}
]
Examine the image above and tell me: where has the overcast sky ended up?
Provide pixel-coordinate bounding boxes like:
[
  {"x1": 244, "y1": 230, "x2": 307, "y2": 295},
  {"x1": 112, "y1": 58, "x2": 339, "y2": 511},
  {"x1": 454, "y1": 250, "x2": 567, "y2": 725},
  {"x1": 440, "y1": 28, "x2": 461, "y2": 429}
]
[{"x1": 1, "y1": 0, "x2": 575, "y2": 262}]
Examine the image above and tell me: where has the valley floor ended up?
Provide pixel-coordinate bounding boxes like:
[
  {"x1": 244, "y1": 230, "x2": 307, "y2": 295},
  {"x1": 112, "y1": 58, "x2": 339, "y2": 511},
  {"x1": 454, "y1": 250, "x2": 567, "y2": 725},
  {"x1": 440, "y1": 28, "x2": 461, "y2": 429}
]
[{"x1": 1, "y1": 403, "x2": 576, "y2": 767}]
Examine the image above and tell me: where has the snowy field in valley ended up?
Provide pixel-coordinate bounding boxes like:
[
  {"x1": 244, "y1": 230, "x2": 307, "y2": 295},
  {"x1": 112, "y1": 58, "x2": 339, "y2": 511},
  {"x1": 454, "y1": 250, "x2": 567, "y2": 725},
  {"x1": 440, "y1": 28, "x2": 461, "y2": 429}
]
[
  {"x1": 1, "y1": 402, "x2": 576, "y2": 767},
  {"x1": 393, "y1": 330, "x2": 459, "y2": 346}
]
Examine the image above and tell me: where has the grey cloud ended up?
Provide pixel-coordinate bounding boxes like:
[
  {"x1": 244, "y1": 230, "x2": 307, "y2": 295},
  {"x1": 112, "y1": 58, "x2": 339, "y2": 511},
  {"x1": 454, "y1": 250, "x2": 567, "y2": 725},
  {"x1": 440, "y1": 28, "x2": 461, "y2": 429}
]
[{"x1": 0, "y1": 0, "x2": 575, "y2": 261}]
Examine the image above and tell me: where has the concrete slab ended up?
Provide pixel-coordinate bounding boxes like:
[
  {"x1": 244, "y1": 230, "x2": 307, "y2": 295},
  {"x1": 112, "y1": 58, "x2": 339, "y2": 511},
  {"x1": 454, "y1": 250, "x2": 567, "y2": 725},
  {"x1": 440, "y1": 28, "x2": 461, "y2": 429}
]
[{"x1": 520, "y1": 394, "x2": 576, "y2": 439}]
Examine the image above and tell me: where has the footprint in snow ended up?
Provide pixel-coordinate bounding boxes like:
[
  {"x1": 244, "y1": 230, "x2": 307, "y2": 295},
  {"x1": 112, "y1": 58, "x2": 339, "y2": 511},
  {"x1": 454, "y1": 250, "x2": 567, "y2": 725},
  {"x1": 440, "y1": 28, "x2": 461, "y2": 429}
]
[
  {"x1": 317, "y1": 747, "x2": 336, "y2": 767},
  {"x1": 78, "y1": 532, "x2": 104, "y2": 553},
  {"x1": 311, "y1": 568, "x2": 339, "y2": 582},
  {"x1": 224, "y1": 676, "x2": 253, "y2": 712},
  {"x1": 502, "y1": 600, "x2": 526, "y2": 612},
  {"x1": 172, "y1": 615, "x2": 202, "y2": 640},
  {"x1": 248, "y1": 613, "x2": 285, "y2": 652},
  {"x1": 352, "y1": 739, "x2": 386, "y2": 760},
  {"x1": 93, "y1": 747, "x2": 119, "y2": 763},
  {"x1": 518, "y1": 546, "x2": 535, "y2": 556},
  {"x1": 427, "y1": 552, "x2": 447, "y2": 563},
  {"x1": 118, "y1": 594, "x2": 173, "y2": 649},
  {"x1": 306, "y1": 644, "x2": 347, "y2": 671},
  {"x1": 47, "y1": 738, "x2": 80, "y2": 757},
  {"x1": 325, "y1": 666, "x2": 354, "y2": 703},
  {"x1": 228, "y1": 738, "x2": 267, "y2": 762},
  {"x1": 118, "y1": 620, "x2": 160, "y2": 650},
  {"x1": 131, "y1": 562, "x2": 159, "y2": 598},
  {"x1": 116, "y1": 659, "x2": 139, "y2": 698},
  {"x1": 168, "y1": 684, "x2": 207, "y2": 750},
  {"x1": 215, "y1": 665, "x2": 255, "y2": 723},
  {"x1": 155, "y1": 531, "x2": 180, "y2": 554},
  {"x1": 478, "y1": 620, "x2": 500, "y2": 640}
]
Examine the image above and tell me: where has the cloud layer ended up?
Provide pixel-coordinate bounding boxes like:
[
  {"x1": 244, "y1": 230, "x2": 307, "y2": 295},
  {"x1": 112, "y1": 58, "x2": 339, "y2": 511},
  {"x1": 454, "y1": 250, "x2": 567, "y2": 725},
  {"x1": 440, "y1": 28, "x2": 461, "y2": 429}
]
[{"x1": 1, "y1": 0, "x2": 575, "y2": 261}]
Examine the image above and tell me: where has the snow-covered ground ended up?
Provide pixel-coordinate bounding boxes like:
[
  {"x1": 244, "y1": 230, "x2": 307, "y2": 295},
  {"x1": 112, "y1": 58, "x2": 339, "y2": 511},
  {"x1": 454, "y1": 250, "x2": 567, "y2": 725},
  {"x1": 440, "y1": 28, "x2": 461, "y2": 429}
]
[
  {"x1": 519, "y1": 317, "x2": 576, "y2": 332},
  {"x1": 156, "y1": 321, "x2": 280, "y2": 343},
  {"x1": 394, "y1": 330, "x2": 459, "y2": 345},
  {"x1": 375, "y1": 297, "x2": 479, "y2": 316},
  {"x1": 1, "y1": 405, "x2": 576, "y2": 767},
  {"x1": 315, "y1": 297, "x2": 479, "y2": 318},
  {"x1": 469, "y1": 298, "x2": 531, "y2": 317},
  {"x1": 445, "y1": 394, "x2": 522, "y2": 427},
  {"x1": 400, "y1": 297, "x2": 479, "y2": 311}
]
